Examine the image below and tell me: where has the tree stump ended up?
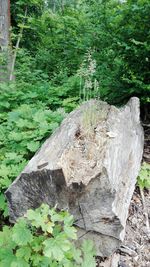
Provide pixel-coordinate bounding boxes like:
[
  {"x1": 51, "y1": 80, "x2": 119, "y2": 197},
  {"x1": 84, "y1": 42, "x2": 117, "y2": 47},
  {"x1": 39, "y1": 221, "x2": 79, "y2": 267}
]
[{"x1": 6, "y1": 98, "x2": 144, "y2": 257}]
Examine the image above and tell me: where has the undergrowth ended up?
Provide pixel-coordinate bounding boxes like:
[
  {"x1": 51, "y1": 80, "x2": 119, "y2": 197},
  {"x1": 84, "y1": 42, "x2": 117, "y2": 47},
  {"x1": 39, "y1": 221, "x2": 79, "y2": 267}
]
[
  {"x1": 0, "y1": 78, "x2": 80, "y2": 218},
  {"x1": 0, "y1": 204, "x2": 96, "y2": 267}
]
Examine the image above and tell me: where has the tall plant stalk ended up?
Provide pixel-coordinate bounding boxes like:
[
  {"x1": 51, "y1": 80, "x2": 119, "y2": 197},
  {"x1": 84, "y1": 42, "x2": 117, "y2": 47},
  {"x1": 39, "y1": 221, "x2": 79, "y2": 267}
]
[{"x1": 9, "y1": 7, "x2": 27, "y2": 81}]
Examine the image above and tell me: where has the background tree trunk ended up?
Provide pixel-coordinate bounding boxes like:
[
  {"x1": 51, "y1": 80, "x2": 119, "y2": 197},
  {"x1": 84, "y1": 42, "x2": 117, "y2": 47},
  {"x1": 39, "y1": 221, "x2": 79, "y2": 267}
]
[{"x1": 0, "y1": 0, "x2": 10, "y2": 81}]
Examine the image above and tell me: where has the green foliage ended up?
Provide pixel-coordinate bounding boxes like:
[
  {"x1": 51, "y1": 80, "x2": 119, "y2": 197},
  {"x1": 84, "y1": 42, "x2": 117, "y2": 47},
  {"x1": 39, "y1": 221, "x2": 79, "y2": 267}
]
[
  {"x1": 138, "y1": 162, "x2": 150, "y2": 189},
  {"x1": 0, "y1": 79, "x2": 68, "y2": 217},
  {"x1": 0, "y1": 48, "x2": 82, "y2": 217},
  {"x1": 9, "y1": 0, "x2": 150, "y2": 105},
  {"x1": 0, "y1": 194, "x2": 8, "y2": 218},
  {"x1": 0, "y1": 204, "x2": 96, "y2": 266},
  {"x1": 108, "y1": 0, "x2": 150, "y2": 104},
  {"x1": 28, "y1": 8, "x2": 88, "y2": 78}
]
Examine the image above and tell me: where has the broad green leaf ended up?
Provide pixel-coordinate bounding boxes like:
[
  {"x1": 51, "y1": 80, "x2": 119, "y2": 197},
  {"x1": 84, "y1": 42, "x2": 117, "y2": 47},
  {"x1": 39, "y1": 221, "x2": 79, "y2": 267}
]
[
  {"x1": 0, "y1": 165, "x2": 10, "y2": 179},
  {"x1": 30, "y1": 254, "x2": 43, "y2": 266},
  {"x1": 82, "y1": 240, "x2": 95, "y2": 255},
  {"x1": 0, "y1": 176, "x2": 11, "y2": 188},
  {"x1": 0, "y1": 253, "x2": 16, "y2": 267},
  {"x1": 26, "y1": 207, "x2": 54, "y2": 233},
  {"x1": 0, "y1": 227, "x2": 15, "y2": 249},
  {"x1": 8, "y1": 131, "x2": 22, "y2": 142},
  {"x1": 27, "y1": 141, "x2": 40, "y2": 152},
  {"x1": 43, "y1": 234, "x2": 71, "y2": 261},
  {"x1": 11, "y1": 259, "x2": 30, "y2": 267},
  {"x1": 31, "y1": 236, "x2": 45, "y2": 252},
  {"x1": 0, "y1": 101, "x2": 10, "y2": 108},
  {"x1": 81, "y1": 240, "x2": 96, "y2": 267},
  {"x1": 16, "y1": 246, "x2": 32, "y2": 261},
  {"x1": 43, "y1": 239, "x2": 64, "y2": 261},
  {"x1": 8, "y1": 111, "x2": 20, "y2": 122},
  {"x1": 64, "y1": 225, "x2": 77, "y2": 240},
  {"x1": 72, "y1": 247, "x2": 82, "y2": 264},
  {"x1": 12, "y1": 219, "x2": 33, "y2": 246},
  {"x1": 64, "y1": 214, "x2": 74, "y2": 227}
]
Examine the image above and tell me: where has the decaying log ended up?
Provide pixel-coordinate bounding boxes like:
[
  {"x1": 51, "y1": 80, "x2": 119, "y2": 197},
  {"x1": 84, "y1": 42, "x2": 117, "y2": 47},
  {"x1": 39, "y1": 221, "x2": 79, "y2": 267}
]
[{"x1": 6, "y1": 98, "x2": 144, "y2": 257}]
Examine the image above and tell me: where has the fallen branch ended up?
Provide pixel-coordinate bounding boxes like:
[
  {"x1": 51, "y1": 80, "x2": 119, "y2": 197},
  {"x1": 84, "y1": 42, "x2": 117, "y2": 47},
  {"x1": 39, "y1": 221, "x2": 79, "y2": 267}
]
[{"x1": 9, "y1": 6, "x2": 27, "y2": 81}]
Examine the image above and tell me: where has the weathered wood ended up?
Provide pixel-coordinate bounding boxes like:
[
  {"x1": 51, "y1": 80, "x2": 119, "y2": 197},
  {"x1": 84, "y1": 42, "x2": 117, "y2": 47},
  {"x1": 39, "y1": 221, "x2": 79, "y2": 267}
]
[
  {"x1": 98, "y1": 253, "x2": 120, "y2": 267},
  {"x1": 6, "y1": 98, "x2": 144, "y2": 257}
]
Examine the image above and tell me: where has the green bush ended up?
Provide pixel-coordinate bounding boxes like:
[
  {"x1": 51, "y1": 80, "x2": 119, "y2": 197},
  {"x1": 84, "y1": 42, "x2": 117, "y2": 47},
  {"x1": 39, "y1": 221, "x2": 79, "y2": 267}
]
[
  {"x1": 10, "y1": 0, "x2": 150, "y2": 105},
  {"x1": 0, "y1": 80, "x2": 68, "y2": 217},
  {"x1": 0, "y1": 204, "x2": 96, "y2": 267}
]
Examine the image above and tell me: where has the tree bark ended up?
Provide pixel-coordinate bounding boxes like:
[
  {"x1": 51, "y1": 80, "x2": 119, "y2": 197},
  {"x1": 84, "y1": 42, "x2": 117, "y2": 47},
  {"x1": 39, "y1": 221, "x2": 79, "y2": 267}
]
[{"x1": 0, "y1": 0, "x2": 10, "y2": 81}]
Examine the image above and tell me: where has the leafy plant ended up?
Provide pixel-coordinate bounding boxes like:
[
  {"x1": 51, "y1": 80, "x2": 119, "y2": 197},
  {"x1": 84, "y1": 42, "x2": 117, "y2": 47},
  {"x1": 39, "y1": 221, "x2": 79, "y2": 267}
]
[
  {"x1": 0, "y1": 80, "x2": 68, "y2": 218},
  {"x1": 138, "y1": 162, "x2": 150, "y2": 189},
  {"x1": 0, "y1": 204, "x2": 96, "y2": 267}
]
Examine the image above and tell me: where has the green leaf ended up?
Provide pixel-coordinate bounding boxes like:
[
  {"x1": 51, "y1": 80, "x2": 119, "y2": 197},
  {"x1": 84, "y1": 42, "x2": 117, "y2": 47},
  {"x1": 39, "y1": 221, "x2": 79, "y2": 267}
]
[
  {"x1": 64, "y1": 225, "x2": 77, "y2": 240},
  {"x1": 0, "y1": 176, "x2": 11, "y2": 189},
  {"x1": 0, "y1": 226, "x2": 15, "y2": 249},
  {"x1": 72, "y1": 247, "x2": 82, "y2": 264},
  {"x1": 8, "y1": 111, "x2": 20, "y2": 122},
  {"x1": 81, "y1": 240, "x2": 96, "y2": 267},
  {"x1": 30, "y1": 254, "x2": 43, "y2": 266},
  {"x1": 27, "y1": 141, "x2": 40, "y2": 152},
  {"x1": 0, "y1": 194, "x2": 6, "y2": 209},
  {"x1": 0, "y1": 253, "x2": 16, "y2": 267},
  {"x1": 26, "y1": 208, "x2": 54, "y2": 233},
  {"x1": 16, "y1": 247, "x2": 32, "y2": 261},
  {"x1": 26, "y1": 206, "x2": 55, "y2": 234},
  {"x1": 4, "y1": 152, "x2": 23, "y2": 164},
  {"x1": 43, "y1": 234, "x2": 71, "y2": 261},
  {"x1": 30, "y1": 236, "x2": 44, "y2": 252},
  {"x1": 43, "y1": 239, "x2": 64, "y2": 261},
  {"x1": 8, "y1": 131, "x2": 22, "y2": 142},
  {"x1": 64, "y1": 214, "x2": 74, "y2": 227},
  {"x1": 82, "y1": 240, "x2": 95, "y2": 255},
  {"x1": 0, "y1": 101, "x2": 10, "y2": 108},
  {"x1": 11, "y1": 259, "x2": 30, "y2": 267},
  {"x1": 0, "y1": 194, "x2": 9, "y2": 217},
  {"x1": 138, "y1": 162, "x2": 150, "y2": 189},
  {"x1": 0, "y1": 165, "x2": 10, "y2": 179},
  {"x1": 12, "y1": 219, "x2": 33, "y2": 246}
]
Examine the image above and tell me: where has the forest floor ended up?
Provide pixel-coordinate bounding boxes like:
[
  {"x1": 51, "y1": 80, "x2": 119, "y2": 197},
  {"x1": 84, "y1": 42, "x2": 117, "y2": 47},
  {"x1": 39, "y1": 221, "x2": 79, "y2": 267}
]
[
  {"x1": 119, "y1": 187, "x2": 150, "y2": 267},
  {"x1": 97, "y1": 188, "x2": 150, "y2": 267},
  {"x1": 97, "y1": 122, "x2": 150, "y2": 267},
  {"x1": 119, "y1": 123, "x2": 150, "y2": 267}
]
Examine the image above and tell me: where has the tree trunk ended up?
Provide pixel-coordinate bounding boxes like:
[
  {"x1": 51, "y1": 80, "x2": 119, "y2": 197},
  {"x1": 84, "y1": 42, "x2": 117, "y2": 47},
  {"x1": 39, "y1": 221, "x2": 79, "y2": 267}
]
[{"x1": 0, "y1": 0, "x2": 10, "y2": 81}]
